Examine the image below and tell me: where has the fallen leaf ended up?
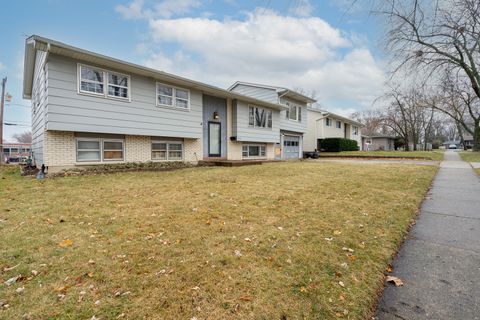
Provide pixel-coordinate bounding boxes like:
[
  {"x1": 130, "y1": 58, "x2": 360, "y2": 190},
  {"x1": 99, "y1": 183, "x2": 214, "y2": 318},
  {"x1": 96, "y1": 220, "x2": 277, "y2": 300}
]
[
  {"x1": 239, "y1": 295, "x2": 252, "y2": 301},
  {"x1": 333, "y1": 230, "x2": 342, "y2": 235},
  {"x1": 299, "y1": 286, "x2": 308, "y2": 293},
  {"x1": 386, "y1": 276, "x2": 404, "y2": 286},
  {"x1": 58, "y1": 239, "x2": 73, "y2": 248},
  {"x1": 386, "y1": 265, "x2": 393, "y2": 273},
  {"x1": 324, "y1": 237, "x2": 334, "y2": 241},
  {"x1": 338, "y1": 281, "x2": 345, "y2": 287}
]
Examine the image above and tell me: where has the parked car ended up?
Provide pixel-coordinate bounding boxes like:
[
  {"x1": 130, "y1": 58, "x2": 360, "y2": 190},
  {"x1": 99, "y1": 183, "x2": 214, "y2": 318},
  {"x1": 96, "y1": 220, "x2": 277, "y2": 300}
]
[
  {"x1": 448, "y1": 144, "x2": 457, "y2": 149},
  {"x1": 303, "y1": 150, "x2": 320, "y2": 159}
]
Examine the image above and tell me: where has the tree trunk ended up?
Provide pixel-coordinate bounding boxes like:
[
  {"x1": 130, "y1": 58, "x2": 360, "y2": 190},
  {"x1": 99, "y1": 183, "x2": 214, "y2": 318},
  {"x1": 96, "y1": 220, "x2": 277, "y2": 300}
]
[
  {"x1": 474, "y1": 123, "x2": 480, "y2": 152},
  {"x1": 457, "y1": 122, "x2": 466, "y2": 150}
]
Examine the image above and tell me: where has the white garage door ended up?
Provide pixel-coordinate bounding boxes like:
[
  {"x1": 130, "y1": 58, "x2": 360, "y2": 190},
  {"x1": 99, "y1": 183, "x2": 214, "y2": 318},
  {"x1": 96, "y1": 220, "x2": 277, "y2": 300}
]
[{"x1": 283, "y1": 135, "x2": 300, "y2": 159}]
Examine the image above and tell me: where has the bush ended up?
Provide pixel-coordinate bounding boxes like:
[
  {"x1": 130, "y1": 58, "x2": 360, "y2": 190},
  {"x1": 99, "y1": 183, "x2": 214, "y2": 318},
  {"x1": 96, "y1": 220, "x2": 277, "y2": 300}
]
[
  {"x1": 49, "y1": 161, "x2": 193, "y2": 178},
  {"x1": 319, "y1": 138, "x2": 359, "y2": 152}
]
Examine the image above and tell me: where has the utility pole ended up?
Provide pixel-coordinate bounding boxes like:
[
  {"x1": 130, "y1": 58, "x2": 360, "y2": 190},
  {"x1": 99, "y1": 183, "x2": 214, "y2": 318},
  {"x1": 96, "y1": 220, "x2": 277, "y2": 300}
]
[{"x1": 0, "y1": 77, "x2": 6, "y2": 164}]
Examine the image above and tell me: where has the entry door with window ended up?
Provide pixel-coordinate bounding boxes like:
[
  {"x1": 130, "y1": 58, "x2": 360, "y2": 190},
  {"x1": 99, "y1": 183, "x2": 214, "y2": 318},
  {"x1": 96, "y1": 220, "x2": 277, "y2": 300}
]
[{"x1": 208, "y1": 122, "x2": 221, "y2": 157}]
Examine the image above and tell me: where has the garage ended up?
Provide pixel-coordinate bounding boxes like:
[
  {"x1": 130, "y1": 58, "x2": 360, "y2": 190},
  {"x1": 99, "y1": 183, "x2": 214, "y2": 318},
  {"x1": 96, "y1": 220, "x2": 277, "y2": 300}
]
[{"x1": 283, "y1": 135, "x2": 300, "y2": 159}]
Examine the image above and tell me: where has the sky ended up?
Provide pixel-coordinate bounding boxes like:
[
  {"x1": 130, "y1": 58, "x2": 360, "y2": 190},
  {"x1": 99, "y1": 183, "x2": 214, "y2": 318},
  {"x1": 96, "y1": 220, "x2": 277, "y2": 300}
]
[{"x1": 0, "y1": 0, "x2": 387, "y2": 142}]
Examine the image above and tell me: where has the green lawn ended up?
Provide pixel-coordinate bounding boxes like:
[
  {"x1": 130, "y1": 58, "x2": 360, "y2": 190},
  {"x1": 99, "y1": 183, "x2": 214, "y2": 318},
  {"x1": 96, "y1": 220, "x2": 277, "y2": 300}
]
[
  {"x1": 0, "y1": 163, "x2": 436, "y2": 319},
  {"x1": 459, "y1": 151, "x2": 480, "y2": 162},
  {"x1": 320, "y1": 151, "x2": 444, "y2": 161}
]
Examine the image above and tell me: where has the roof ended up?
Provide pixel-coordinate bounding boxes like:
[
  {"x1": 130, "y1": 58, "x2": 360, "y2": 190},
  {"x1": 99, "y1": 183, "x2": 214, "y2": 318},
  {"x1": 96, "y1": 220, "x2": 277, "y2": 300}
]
[
  {"x1": 22, "y1": 35, "x2": 287, "y2": 111},
  {"x1": 367, "y1": 135, "x2": 396, "y2": 139},
  {"x1": 227, "y1": 81, "x2": 317, "y2": 104},
  {"x1": 307, "y1": 107, "x2": 364, "y2": 127}
]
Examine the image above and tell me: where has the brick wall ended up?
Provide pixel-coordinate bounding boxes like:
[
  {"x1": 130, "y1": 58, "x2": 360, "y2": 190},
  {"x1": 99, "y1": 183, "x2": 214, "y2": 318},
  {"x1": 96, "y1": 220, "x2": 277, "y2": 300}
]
[
  {"x1": 125, "y1": 135, "x2": 150, "y2": 162},
  {"x1": 43, "y1": 131, "x2": 203, "y2": 170},
  {"x1": 43, "y1": 131, "x2": 75, "y2": 167}
]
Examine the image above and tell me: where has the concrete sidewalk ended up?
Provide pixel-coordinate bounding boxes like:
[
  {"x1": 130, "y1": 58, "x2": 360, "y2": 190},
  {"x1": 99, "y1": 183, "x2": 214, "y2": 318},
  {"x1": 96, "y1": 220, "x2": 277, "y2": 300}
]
[{"x1": 376, "y1": 151, "x2": 480, "y2": 320}]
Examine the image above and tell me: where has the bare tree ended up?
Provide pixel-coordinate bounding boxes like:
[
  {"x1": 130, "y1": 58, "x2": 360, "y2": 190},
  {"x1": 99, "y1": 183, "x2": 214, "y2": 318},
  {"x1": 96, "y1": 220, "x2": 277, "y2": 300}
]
[
  {"x1": 379, "y1": 0, "x2": 480, "y2": 150},
  {"x1": 12, "y1": 131, "x2": 32, "y2": 144},
  {"x1": 350, "y1": 109, "x2": 385, "y2": 136}
]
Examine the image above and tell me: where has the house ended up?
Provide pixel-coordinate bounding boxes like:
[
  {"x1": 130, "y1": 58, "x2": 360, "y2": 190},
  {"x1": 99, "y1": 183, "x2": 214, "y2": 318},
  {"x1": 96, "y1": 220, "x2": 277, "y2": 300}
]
[
  {"x1": 442, "y1": 140, "x2": 462, "y2": 149},
  {"x1": 463, "y1": 134, "x2": 474, "y2": 149},
  {"x1": 23, "y1": 35, "x2": 294, "y2": 172},
  {"x1": 2, "y1": 142, "x2": 31, "y2": 163},
  {"x1": 303, "y1": 108, "x2": 363, "y2": 152},
  {"x1": 228, "y1": 81, "x2": 316, "y2": 159},
  {"x1": 362, "y1": 135, "x2": 396, "y2": 151}
]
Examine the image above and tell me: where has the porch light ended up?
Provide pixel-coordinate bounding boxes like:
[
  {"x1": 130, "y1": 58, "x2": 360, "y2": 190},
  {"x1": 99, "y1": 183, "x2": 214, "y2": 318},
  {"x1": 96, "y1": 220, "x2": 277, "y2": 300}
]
[{"x1": 213, "y1": 111, "x2": 219, "y2": 120}]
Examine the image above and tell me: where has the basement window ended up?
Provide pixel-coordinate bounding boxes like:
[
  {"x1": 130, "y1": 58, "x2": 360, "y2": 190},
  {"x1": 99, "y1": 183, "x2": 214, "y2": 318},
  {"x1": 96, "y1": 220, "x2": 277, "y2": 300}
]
[
  {"x1": 242, "y1": 144, "x2": 266, "y2": 158},
  {"x1": 76, "y1": 138, "x2": 124, "y2": 162},
  {"x1": 152, "y1": 141, "x2": 183, "y2": 160}
]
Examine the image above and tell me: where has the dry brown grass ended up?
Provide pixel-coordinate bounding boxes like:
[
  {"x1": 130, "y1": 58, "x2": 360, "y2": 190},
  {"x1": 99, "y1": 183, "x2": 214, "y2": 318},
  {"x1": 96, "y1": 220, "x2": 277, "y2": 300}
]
[
  {"x1": 0, "y1": 162, "x2": 436, "y2": 319},
  {"x1": 459, "y1": 151, "x2": 480, "y2": 162}
]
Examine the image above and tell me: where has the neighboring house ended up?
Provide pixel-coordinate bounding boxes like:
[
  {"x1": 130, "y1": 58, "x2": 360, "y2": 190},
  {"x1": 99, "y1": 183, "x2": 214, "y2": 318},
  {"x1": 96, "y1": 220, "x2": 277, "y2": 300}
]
[
  {"x1": 463, "y1": 134, "x2": 474, "y2": 149},
  {"x1": 303, "y1": 108, "x2": 363, "y2": 152},
  {"x1": 228, "y1": 81, "x2": 316, "y2": 159},
  {"x1": 23, "y1": 35, "x2": 291, "y2": 171},
  {"x1": 2, "y1": 142, "x2": 31, "y2": 163},
  {"x1": 362, "y1": 135, "x2": 396, "y2": 151}
]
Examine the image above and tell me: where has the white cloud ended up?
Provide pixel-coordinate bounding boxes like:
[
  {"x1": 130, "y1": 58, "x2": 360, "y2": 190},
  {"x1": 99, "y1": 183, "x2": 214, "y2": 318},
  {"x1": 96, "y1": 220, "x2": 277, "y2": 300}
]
[
  {"x1": 289, "y1": 0, "x2": 314, "y2": 17},
  {"x1": 116, "y1": 0, "x2": 201, "y2": 20},
  {"x1": 140, "y1": 9, "x2": 385, "y2": 110}
]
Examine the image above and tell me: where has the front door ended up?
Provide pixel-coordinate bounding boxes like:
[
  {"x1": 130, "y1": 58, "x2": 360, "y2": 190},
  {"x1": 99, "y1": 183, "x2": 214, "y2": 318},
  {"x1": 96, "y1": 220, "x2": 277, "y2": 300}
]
[{"x1": 208, "y1": 122, "x2": 221, "y2": 157}]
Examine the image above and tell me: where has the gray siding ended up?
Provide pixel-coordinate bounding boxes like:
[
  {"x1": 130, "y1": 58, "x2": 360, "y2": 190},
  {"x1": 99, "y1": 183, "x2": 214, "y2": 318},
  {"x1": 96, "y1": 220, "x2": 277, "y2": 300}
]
[
  {"x1": 279, "y1": 97, "x2": 308, "y2": 134},
  {"x1": 230, "y1": 84, "x2": 279, "y2": 103},
  {"x1": 232, "y1": 100, "x2": 280, "y2": 143},
  {"x1": 202, "y1": 95, "x2": 227, "y2": 157},
  {"x1": 46, "y1": 54, "x2": 203, "y2": 138},
  {"x1": 31, "y1": 50, "x2": 48, "y2": 166}
]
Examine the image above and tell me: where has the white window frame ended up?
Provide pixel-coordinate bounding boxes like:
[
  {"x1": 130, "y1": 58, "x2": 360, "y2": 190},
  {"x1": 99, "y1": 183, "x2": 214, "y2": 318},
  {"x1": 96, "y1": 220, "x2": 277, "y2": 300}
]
[
  {"x1": 75, "y1": 137, "x2": 125, "y2": 163},
  {"x1": 242, "y1": 144, "x2": 267, "y2": 158},
  {"x1": 336, "y1": 120, "x2": 342, "y2": 129},
  {"x1": 76, "y1": 138, "x2": 102, "y2": 162},
  {"x1": 156, "y1": 82, "x2": 191, "y2": 111},
  {"x1": 77, "y1": 63, "x2": 131, "y2": 102},
  {"x1": 326, "y1": 118, "x2": 332, "y2": 126},
  {"x1": 248, "y1": 105, "x2": 273, "y2": 129},
  {"x1": 151, "y1": 140, "x2": 184, "y2": 161},
  {"x1": 353, "y1": 126, "x2": 359, "y2": 135},
  {"x1": 102, "y1": 139, "x2": 125, "y2": 162},
  {"x1": 286, "y1": 102, "x2": 301, "y2": 122}
]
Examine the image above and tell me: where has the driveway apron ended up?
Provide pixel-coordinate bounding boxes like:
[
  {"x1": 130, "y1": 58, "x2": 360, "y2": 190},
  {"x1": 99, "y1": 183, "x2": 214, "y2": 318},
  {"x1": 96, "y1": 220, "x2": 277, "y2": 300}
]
[{"x1": 376, "y1": 151, "x2": 480, "y2": 320}]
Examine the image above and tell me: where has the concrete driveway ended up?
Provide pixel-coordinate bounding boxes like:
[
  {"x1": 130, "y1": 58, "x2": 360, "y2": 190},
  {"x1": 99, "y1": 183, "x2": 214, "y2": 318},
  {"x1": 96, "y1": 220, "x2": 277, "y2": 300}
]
[{"x1": 375, "y1": 151, "x2": 480, "y2": 319}]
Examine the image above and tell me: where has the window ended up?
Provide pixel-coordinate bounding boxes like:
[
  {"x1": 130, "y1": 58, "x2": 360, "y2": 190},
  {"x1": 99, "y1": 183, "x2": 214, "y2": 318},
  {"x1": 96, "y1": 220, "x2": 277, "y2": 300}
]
[
  {"x1": 326, "y1": 118, "x2": 332, "y2": 126},
  {"x1": 285, "y1": 102, "x2": 302, "y2": 122},
  {"x1": 248, "y1": 106, "x2": 272, "y2": 128},
  {"x1": 103, "y1": 140, "x2": 124, "y2": 161},
  {"x1": 156, "y1": 83, "x2": 190, "y2": 109},
  {"x1": 78, "y1": 64, "x2": 130, "y2": 100},
  {"x1": 353, "y1": 126, "x2": 359, "y2": 135},
  {"x1": 336, "y1": 121, "x2": 342, "y2": 129},
  {"x1": 152, "y1": 141, "x2": 183, "y2": 160},
  {"x1": 107, "y1": 73, "x2": 129, "y2": 98},
  {"x1": 242, "y1": 144, "x2": 266, "y2": 158},
  {"x1": 77, "y1": 139, "x2": 101, "y2": 162},
  {"x1": 76, "y1": 138, "x2": 124, "y2": 162}
]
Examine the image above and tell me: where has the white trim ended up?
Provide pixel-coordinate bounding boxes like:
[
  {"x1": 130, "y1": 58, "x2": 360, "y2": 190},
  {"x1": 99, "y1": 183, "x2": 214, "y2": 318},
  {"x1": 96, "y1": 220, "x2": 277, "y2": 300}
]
[
  {"x1": 242, "y1": 143, "x2": 267, "y2": 159},
  {"x1": 151, "y1": 140, "x2": 184, "y2": 161},
  {"x1": 102, "y1": 139, "x2": 125, "y2": 162},
  {"x1": 77, "y1": 63, "x2": 131, "y2": 102},
  {"x1": 248, "y1": 105, "x2": 273, "y2": 129},
  {"x1": 75, "y1": 137, "x2": 125, "y2": 163},
  {"x1": 155, "y1": 82, "x2": 191, "y2": 111}
]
